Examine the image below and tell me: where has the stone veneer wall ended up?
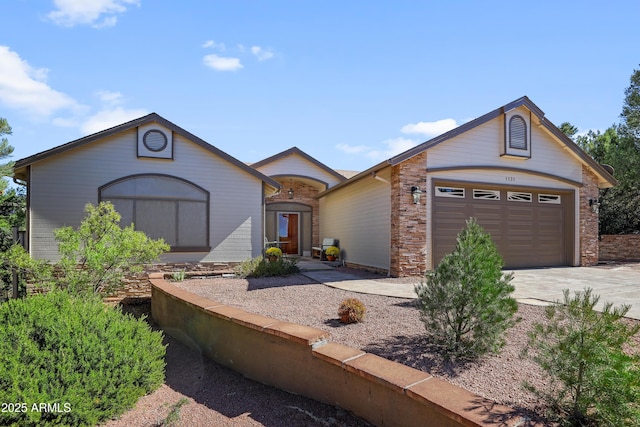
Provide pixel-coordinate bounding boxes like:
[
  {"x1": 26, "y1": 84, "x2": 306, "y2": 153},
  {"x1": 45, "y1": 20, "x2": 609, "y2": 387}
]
[
  {"x1": 580, "y1": 166, "x2": 600, "y2": 266},
  {"x1": 390, "y1": 152, "x2": 427, "y2": 277},
  {"x1": 600, "y1": 235, "x2": 640, "y2": 261},
  {"x1": 106, "y1": 262, "x2": 234, "y2": 301},
  {"x1": 267, "y1": 179, "x2": 321, "y2": 248}
]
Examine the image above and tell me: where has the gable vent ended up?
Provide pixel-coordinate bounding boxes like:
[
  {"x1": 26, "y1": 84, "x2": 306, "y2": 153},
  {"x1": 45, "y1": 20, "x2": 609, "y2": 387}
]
[
  {"x1": 143, "y1": 130, "x2": 168, "y2": 152},
  {"x1": 137, "y1": 125, "x2": 173, "y2": 160},
  {"x1": 509, "y1": 115, "x2": 527, "y2": 150}
]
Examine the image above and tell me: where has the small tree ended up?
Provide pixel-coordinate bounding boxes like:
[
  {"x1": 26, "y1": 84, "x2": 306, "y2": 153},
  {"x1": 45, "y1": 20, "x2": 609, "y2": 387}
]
[
  {"x1": 54, "y1": 202, "x2": 169, "y2": 295},
  {"x1": 414, "y1": 218, "x2": 518, "y2": 359},
  {"x1": 523, "y1": 288, "x2": 640, "y2": 426}
]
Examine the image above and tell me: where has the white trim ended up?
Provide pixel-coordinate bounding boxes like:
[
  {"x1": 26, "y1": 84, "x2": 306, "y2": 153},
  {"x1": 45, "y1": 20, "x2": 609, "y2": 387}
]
[
  {"x1": 435, "y1": 186, "x2": 465, "y2": 198},
  {"x1": 507, "y1": 191, "x2": 532, "y2": 202},
  {"x1": 473, "y1": 189, "x2": 500, "y2": 200},
  {"x1": 538, "y1": 194, "x2": 561, "y2": 204}
]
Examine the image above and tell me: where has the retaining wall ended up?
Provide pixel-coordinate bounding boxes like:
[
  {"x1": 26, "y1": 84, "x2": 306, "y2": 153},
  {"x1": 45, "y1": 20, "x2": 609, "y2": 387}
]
[
  {"x1": 150, "y1": 274, "x2": 530, "y2": 427},
  {"x1": 599, "y1": 235, "x2": 640, "y2": 261}
]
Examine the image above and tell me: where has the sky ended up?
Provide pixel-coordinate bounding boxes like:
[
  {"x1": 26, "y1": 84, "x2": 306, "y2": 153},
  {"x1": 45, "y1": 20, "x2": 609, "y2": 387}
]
[{"x1": 2, "y1": 1, "x2": 640, "y2": 173}]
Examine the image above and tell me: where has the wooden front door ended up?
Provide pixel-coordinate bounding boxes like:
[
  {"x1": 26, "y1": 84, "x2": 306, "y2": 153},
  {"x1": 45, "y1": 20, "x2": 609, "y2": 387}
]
[{"x1": 278, "y1": 213, "x2": 299, "y2": 255}]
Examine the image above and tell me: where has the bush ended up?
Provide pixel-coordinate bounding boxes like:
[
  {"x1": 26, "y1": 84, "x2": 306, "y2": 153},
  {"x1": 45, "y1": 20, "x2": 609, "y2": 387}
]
[
  {"x1": 0, "y1": 291, "x2": 166, "y2": 426},
  {"x1": 234, "y1": 256, "x2": 299, "y2": 278},
  {"x1": 54, "y1": 202, "x2": 170, "y2": 296},
  {"x1": 414, "y1": 218, "x2": 518, "y2": 359},
  {"x1": 338, "y1": 298, "x2": 366, "y2": 324},
  {"x1": 523, "y1": 288, "x2": 640, "y2": 426}
]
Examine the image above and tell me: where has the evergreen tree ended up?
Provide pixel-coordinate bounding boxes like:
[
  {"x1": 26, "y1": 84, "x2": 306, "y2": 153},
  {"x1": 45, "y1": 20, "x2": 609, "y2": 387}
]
[
  {"x1": 414, "y1": 218, "x2": 518, "y2": 359},
  {"x1": 0, "y1": 118, "x2": 15, "y2": 193}
]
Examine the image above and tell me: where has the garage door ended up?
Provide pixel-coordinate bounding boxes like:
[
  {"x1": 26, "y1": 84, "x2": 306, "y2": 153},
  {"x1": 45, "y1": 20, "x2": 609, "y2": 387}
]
[{"x1": 432, "y1": 184, "x2": 571, "y2": 268}]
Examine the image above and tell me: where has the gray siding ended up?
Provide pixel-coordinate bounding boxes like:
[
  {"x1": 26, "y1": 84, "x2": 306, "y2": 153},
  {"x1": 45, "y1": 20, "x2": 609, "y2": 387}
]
[
  {"x1": 426, "y1": 106, "x2": 583, "y2": 185},
  {"x1": 255, "y1": 154, "x2": 343, "y2": 188},
  {"x1": 319, "y1": 169, "x2": 391, "y2": 270},
  {"x1": 29, "y1": 127, "x2": 264, "y2": 262}
]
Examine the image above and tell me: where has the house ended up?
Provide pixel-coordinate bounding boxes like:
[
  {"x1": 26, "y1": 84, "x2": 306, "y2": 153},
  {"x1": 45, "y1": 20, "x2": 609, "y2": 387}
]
[
  {"x1": 317, "y1": 96, "x2": 617, "y2": 276},
  {"x1": 12, "y1": 113, "x2": 280, "y2": 264},
  {"x1": 13, "y1": 96, "x2": 617, "y2": 277}
]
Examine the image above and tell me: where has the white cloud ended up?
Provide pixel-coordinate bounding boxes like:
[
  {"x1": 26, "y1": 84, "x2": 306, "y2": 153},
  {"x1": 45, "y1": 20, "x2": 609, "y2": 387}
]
[
  {"x1": 367, "y1": 137, "x2": 419, "y2": 160},
  {"x1": 0, "y1": 46, "x2": 82, "y2": 117},
  {"x1": 203, "y1": 54, "x2": 243, "y2": 71},
  {"x1": 400, "y1": 118, "x2": 457, "y2": 137},
  {"x1": 47, "y1": 0, "x2": 140, "y2": 28},
  {"x1": 250, "y1": 46, "x2": 274, "y2": 61},
  {"x1": 202, "y1": 40, "x2": 226, "y2": 51},
  {"x1": 80, "y1": 106, "x2": 148, "y2": 135},
  {"x1": 337, "y1": 137, "x2": 420, "y2": 161},
  {"x1": 336, "y1": 143, "x2": 371, "y2": 154},
  {"x1": 95, "y1": 89, "x2": 124, "y2": 106}
]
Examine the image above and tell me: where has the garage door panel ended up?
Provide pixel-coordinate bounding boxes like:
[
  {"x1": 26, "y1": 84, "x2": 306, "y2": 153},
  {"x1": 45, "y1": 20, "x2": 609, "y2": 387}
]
[{"x1": 433, "y1": 184, "x2": 569, "y2": 268}]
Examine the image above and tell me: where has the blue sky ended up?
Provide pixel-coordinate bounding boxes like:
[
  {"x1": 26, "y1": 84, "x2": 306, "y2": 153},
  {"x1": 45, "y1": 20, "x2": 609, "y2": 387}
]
[{"x1": 2, "y1": 1, "x2": 639, "y2": 173}]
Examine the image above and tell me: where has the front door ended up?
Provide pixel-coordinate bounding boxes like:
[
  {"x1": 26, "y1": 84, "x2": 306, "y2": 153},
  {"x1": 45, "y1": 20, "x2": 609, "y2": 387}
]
[{"x1": 278, "y1": 213, "x2": 299, "y2": 255}]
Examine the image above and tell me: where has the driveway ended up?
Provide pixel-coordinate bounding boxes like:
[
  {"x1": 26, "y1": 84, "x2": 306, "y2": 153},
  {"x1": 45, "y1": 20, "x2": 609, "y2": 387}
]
[
  {"x1": 508, "y1": 263, "x2": 640, "y2": 320},
  {"x1": 301, "y1": 260, "x2": 640, "y2": 320}
]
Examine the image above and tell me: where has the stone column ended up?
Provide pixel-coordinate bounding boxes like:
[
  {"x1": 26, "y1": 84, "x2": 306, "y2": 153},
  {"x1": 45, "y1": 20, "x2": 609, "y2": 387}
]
[
  {"x1": 579, "y1": 166, "x2": 599, "y2": 266},
  {"x1": 390, "y1": 152, "x2": 427, "y2": 277}
]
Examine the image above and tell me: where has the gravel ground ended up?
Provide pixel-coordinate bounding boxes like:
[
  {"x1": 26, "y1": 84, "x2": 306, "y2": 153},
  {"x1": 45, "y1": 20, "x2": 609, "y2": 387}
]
[
  {"x1": 171, "y1": 272, "x2": 548, "y2": 423},
  {"x1": 106, "y1": 264, "x2": 640, "y2": 426}
]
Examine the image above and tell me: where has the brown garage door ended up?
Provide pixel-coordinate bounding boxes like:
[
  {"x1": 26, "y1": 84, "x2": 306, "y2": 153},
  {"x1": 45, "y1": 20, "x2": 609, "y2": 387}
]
[{"x1": 432, "y1": 184, "x2": 572, "y2": 268}]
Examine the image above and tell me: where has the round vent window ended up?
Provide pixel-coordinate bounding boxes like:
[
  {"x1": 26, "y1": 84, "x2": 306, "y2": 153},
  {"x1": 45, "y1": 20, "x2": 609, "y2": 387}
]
[{"x1": 143, "y1": 130, "x2": 168, "y2": 152}]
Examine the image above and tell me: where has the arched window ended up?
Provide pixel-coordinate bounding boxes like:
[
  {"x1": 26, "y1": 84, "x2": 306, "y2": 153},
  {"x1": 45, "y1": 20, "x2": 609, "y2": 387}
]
[
  {"x1": 509, "y1": 115, "x2": 527, "y2": 150},
  {"x1": 100, "y1": 174, "x2": 210, "y2": 251}
]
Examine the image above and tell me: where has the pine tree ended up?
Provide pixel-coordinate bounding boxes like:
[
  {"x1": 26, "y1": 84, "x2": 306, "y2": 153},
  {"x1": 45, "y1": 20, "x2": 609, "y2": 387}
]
[{"x1": 415, "y1": 218, "x2": 518, "y2": 359}]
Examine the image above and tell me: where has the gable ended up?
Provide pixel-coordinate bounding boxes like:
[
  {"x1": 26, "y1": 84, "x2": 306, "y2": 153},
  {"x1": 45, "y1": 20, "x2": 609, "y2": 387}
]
[
  {"x1": 426, "y1": 105, "x2": 584, "y2": 186},
  {"x1": 388, "y1": 97, "x2": 615, "y2": 189},
  {"x1": 252, "y1": 147, "x2": 346, "y2": 189},
  {"x1": 13, "y1": 113, "x2": 279, "y2": 191}
]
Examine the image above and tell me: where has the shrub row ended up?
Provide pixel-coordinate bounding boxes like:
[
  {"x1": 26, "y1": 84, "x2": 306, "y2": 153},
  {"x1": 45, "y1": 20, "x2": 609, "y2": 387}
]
[
  {"x1": 234, "y1": 256, "x2": 299, "y2": 278},
  {"x1": 0, "y1": 291, "x2": 165, "y2": 426}
]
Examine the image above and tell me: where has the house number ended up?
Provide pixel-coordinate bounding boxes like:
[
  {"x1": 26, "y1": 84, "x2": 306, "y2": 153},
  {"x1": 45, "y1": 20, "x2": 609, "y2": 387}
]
[{"x1": 505, "y1": 176, "x2": 516, "y2": 182}]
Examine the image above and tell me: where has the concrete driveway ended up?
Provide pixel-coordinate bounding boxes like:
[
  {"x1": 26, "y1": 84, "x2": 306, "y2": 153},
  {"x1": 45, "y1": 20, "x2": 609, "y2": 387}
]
[{"x1": 508, "y1": 264, "x2": 640, "y2": 320}]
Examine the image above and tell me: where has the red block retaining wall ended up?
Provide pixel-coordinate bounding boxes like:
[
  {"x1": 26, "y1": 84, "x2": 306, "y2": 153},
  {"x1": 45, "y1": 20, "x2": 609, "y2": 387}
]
[
  {"x1": 599, "y1": 235, "x2": 640, "y2": 261},
  {"x1": 150, "y1": 274, "x2": 533, "y2": 427}
]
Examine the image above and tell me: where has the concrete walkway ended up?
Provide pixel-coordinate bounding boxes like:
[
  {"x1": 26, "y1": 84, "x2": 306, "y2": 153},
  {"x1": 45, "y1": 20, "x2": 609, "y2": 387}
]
[
  {"x1": 298, "y1": 259, "x2": 418, "y2": 299},
  {"x1": 298, "y1": 259, "x2": 640, "y2": 320}
]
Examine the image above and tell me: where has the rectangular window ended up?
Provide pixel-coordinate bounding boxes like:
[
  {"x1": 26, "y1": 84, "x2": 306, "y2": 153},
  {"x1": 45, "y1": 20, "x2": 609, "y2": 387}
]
[
  {"x1": 435, "y1": 186, "x2": 465, "y2": 198},
  {"x1": 473, "y1": 189, "x2": 500, "y2": 200},
  {"x1": 538, "y1": 194, "x2": 561, "y2": 204},
  {"x1": 507, "y1": 191, "x2": 532, "y2": 202}
]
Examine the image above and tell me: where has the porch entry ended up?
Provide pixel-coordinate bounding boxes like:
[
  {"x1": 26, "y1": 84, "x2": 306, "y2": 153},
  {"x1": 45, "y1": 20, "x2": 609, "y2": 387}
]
[{"x1": 265, "y1": 203, "x2": 312, "y2": 256}]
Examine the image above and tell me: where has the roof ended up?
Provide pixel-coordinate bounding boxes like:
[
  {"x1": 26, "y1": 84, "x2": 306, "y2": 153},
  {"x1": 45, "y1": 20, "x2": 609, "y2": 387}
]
[
  {"x1": 251, "y1": 146, "x2": 348, "y2": 182},
  {"x1": 13, "y1": 113, "x2": 281, "y2": 191},
  {"x1": 319, "y1": 96, "x2": 618, "y2": 197}
]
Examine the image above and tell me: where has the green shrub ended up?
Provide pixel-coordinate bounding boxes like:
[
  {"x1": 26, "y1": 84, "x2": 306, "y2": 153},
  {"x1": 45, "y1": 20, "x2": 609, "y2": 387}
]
[
  {"x1": 54, "y1": 202, "x2": 170, "y2": 296},
  {"x1": 0, "y1": 291, "x2": 166, "y2": 427},
  {"x1": 414, "y1": 218, "x2": 518, "y2": 359},
  {"x1": 234, "y1": 256, "x2": 299, "y2": 278},
  {"x1": 523, "y1": 288, "x2": 640, "y2": 426},
  {"x1": 171, "y1": 270, "x2": 186, "y2": 282},
  {"x1": 338, "y1": 298, "x2": 366, "y2": 324}
]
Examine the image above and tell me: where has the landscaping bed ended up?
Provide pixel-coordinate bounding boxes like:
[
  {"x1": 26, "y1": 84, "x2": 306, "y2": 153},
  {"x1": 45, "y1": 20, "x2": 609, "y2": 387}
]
[{"x1": 171, "y1": 271, "x2": 549, "y2": 422}]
